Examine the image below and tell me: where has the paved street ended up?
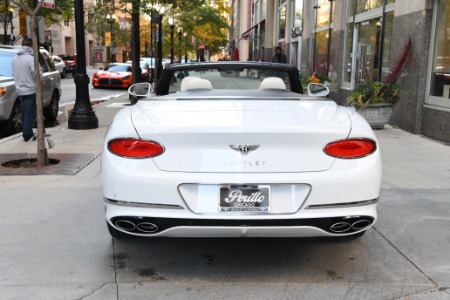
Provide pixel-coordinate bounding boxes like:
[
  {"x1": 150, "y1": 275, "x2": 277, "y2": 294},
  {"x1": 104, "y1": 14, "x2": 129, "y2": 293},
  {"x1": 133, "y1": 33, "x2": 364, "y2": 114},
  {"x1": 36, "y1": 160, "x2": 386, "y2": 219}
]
[
  {"x1": 59, "y1": 66, "x2": 127, "y2": 105},
  {"x1": 0, "y1": 95, "x2": 449, "y2": 300}
]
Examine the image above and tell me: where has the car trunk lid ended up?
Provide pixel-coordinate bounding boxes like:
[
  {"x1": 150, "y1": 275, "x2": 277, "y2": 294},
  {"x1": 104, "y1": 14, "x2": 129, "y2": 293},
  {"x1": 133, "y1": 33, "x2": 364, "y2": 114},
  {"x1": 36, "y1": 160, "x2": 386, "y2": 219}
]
[{"x1": 131, "y1": 100, "x2": 351, "y2": 173}]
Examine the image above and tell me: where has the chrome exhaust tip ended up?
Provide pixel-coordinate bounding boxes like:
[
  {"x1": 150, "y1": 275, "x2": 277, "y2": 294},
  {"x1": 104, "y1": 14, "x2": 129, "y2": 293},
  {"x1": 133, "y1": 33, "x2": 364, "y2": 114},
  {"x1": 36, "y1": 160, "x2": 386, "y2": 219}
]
[
  {"x1": 329, "y1": 222, "x2": 352, "y2": 233},
  {"x1": 115, "y1": 219, "x2": 136, "y2": 231},
  {"x1": 137, "y1": 222, "x2": 159, "y2": 233},
  {"x1": 351, "y1": 219, "x2": 372, "y2": 231}
]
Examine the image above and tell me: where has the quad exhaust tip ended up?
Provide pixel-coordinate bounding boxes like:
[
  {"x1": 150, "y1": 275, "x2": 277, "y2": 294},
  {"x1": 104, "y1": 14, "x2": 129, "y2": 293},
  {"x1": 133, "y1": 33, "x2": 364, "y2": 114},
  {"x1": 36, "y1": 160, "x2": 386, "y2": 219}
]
[
  {"x1": 115, "y1": 220, "x2": 136, "y2": 231},
  {"x1": 329, "y1": 218, "x2": 373, "y2": 233},
  {"x1": 114, "y1": 219, "x2": 159, "y2": 234},
  {"x1": 136, "y1": 222, "x2": 159, "y2": 233}
]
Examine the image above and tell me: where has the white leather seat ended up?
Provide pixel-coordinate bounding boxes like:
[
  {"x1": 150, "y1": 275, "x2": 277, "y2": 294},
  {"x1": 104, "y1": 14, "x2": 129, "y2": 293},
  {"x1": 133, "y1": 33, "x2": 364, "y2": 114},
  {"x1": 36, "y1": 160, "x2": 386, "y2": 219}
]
[
  {"x1": 186, "y1": 78, "x2": 213, "y2": 90},
  {"x1": 180, "y1": 76, "x2": 200, "y2": 91},
  {"x1": 259, "y1": 77, "x2": 286, "y2": 90}
]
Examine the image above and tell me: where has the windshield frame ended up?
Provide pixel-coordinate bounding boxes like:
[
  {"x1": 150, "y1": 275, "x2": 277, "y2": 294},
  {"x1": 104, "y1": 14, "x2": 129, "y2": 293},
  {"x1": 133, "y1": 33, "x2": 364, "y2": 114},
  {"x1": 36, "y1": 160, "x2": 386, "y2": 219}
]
[{"x1": 156, "y1": 62, "x2": 303, "y2": 96}]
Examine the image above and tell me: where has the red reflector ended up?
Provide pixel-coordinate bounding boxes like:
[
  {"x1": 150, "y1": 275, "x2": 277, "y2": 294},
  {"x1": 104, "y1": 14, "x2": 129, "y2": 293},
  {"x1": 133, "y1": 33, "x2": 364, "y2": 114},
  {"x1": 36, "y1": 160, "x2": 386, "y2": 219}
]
[
  {"x1": 108, "y1": 139, "x2": 164, "y2": 158},
  {"x1": 324, "y1": 139, "x2": 376, "y2": 159}
]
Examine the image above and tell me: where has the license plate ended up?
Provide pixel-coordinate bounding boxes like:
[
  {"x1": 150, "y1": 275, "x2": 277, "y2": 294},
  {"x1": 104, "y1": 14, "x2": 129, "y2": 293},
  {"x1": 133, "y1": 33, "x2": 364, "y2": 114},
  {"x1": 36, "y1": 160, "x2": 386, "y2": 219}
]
[{"x1": 220, "y1": 185, "x2": 270, "y2": 212}]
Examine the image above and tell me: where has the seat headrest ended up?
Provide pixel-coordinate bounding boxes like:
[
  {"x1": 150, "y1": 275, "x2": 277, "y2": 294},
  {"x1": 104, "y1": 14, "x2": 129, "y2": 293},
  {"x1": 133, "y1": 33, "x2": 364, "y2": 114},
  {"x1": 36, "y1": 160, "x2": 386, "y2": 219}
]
[
  {"x1": 186, "y1": 78, "x2": 213, "y2": 90},
  {"x1": 259, "y1": 77, "x2": 286, "y2": 90},
  {"x1": 180, "y1": 76, "x2": 200, "y2": 91}
]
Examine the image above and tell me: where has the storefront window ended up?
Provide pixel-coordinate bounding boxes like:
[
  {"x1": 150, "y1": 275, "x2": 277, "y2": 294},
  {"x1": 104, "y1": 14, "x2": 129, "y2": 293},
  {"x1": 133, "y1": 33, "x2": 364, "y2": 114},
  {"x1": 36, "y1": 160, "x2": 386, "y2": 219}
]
[
  {"x1": 430, "y1": 0, "x2": 450, "y2": 98},
  {"x1": 348, "y1": 0, "x2": 395, "y2": 17},
  {"x1": 314, "y1": 30, "x2": 329, "y2": 75},
  {"x1": 342, "y1": 0, "x2": 394, "y2": 88},
  {"x1": 316, "y1": 0, "x2": 334, "y2": 27},
  {"x1": 294, "y1": 0, "x2": 304, "y2": 33},
  {"x1": 380, "y1": 12, "x2": 394, "y2": 81},
  {"x1": 279, "y1": 6, "x2": 286, "y2": 40},
  {"x1": 356, "y1": 0, "x2": 384, "y2": 14}
]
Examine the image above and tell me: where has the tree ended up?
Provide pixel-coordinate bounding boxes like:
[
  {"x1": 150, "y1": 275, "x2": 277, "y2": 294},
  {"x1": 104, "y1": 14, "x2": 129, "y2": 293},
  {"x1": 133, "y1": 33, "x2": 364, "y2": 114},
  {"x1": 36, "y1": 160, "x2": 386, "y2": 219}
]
[
  {"x1": 1, "y1": 0, "x2": 13, "y2": 44},
  {"x1": 10, "y1": 0, "x2": 48, "y2": 166}
]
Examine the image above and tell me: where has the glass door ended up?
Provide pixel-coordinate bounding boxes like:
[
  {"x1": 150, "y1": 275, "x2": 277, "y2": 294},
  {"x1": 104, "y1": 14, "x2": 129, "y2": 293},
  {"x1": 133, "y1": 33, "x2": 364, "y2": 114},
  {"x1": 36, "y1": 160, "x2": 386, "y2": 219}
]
[{"x1": 355, "y1": 17, "x2": 382, "y2": 84}]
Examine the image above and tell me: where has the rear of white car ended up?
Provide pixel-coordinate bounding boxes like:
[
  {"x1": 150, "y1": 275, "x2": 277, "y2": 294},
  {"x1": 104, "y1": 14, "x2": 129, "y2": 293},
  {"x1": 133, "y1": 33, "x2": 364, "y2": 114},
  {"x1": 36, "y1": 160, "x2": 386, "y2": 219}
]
[{"x1": 102, "y1": 98, "x2": 381, "y2": 238}]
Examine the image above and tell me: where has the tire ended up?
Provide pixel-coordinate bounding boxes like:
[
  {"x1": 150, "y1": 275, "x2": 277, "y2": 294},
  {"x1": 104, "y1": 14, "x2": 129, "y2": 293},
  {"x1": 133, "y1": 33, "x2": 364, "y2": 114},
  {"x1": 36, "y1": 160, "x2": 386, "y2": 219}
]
[
  {"x1": 61, "y1": 68, "x2": 66, "y2": 78},
  {"x1": 44, "y1": 91, "x2": 59, "y2": 122},
  {"x1": 4, "y1": 100, "x2": 22, "y2": 135},
  {"x1": 107, "y1": 222, "x2": 129, "y2": 239}
]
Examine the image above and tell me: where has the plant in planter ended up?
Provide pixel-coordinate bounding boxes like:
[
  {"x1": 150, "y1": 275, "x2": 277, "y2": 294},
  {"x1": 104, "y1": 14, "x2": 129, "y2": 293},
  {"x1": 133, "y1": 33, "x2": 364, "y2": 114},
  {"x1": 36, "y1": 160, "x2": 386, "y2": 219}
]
[
  {"x1": 348, "y1": 38, "x2": 412, "y2": 129},
  {"x1": 348, "y1": 81, "x2": 400, "y2": 129}
]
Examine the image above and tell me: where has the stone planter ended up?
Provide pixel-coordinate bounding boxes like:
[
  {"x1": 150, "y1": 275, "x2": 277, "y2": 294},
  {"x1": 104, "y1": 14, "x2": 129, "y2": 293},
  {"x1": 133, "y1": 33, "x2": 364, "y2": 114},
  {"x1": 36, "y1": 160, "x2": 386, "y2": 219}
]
[{"x1": 355, "y1": 103, "x2": 394, "y2": 129}]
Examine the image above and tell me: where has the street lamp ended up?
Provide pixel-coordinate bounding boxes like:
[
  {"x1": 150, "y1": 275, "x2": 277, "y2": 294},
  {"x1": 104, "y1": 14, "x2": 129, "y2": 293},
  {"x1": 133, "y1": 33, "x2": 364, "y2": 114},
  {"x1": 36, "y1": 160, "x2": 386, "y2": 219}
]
[
  {"x1": 106, "y1": 13, "x2": 116, "y2": 62},
  {"x1": 68, "y1": 0, "x2": 98, "y2": 130}
]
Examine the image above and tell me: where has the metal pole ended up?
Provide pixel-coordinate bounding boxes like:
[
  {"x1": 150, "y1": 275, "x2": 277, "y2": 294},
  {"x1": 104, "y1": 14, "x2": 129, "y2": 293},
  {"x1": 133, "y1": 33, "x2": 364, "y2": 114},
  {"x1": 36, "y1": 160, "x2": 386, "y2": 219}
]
[
  {"x1": 68, "y1": 0, "x2": 99, "y2": 129},
  {"x1": 157, "y1": 14, "x2": 163, "y2": 81},
  {"x1": 326, "y1": 0, "x2": 334, "y2": 75},
  {"x1": 170, "y1": 24, "x2": 174, "y2": 63},
  {"x1": 313, "y1": 2, "x2": 320, "y2": 72},
  {"x1": 377, "y1": 0, "x2": 388, "y2": 81}
]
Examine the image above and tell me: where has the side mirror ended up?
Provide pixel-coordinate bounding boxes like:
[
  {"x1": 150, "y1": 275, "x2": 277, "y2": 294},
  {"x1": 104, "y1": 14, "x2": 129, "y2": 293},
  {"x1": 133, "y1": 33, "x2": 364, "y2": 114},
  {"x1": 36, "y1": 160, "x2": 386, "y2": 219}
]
[
  {"x1": 128, "y1": 82, "x2": 153, "y2": 97},
  {"x1": 307, "y1": 83, "x2": 330, "y2": 97}
]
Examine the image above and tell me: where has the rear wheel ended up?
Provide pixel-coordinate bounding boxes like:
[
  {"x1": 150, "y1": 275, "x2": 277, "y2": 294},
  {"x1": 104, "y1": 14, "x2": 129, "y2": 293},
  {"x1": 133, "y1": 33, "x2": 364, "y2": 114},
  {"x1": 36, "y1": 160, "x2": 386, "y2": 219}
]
[
  {"x1": 107, "y1": 222, "x2": 129, "y2": 239},
  {"x1": 44, "y1": 92, "x2": 59, "y2": 122},
  {"x1": 61, "y1": 68, "x2": 66, "y2": 78}
]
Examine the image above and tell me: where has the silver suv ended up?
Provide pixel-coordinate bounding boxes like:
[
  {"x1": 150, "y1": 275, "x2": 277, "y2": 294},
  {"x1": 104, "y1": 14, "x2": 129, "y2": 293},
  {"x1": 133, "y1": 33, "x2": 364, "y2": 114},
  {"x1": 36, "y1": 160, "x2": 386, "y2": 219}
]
[{"x1": 0, "y1": 46, "x2": 61, "y2": 135}]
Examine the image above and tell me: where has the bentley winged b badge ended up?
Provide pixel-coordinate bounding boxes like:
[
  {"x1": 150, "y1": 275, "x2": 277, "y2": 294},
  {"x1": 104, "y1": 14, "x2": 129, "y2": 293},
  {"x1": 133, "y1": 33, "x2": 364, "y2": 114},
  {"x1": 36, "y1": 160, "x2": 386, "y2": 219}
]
[{"x1": 229, "y1": 145, "x2": 260, "y2": 155}]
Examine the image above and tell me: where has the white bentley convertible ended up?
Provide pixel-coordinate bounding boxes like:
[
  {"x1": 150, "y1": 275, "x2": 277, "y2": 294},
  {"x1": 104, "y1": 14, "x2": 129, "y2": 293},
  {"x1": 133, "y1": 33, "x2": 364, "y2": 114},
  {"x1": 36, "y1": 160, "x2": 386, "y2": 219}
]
[{"x1": 101, "y1": 62, "x2": 381, "y2": 239}]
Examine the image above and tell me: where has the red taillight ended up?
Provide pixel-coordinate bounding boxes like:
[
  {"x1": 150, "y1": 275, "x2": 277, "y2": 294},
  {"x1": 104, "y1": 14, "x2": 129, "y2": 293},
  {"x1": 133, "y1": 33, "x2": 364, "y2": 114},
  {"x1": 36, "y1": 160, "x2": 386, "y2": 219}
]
[
  {"x1": 324, "y1": 139, "x2": 376, "y2": 159},
  {"x1": 108, "y1": 138, "x2": 164, "y2": 158}
]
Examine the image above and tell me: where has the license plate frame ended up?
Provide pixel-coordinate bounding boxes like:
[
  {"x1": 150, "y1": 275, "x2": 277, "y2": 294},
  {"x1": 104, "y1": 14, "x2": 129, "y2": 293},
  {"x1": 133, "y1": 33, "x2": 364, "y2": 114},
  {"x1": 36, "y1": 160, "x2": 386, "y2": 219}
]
[{"x1": 219, "y1": 185, "x2": 270, "y2": 212}]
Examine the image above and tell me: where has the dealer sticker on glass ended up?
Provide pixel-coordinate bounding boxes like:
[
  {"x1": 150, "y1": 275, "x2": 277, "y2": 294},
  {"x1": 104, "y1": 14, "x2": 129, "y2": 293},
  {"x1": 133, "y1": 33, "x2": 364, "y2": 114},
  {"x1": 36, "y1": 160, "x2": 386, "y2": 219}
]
[{"x1": 219, "y1": 185, "x2": 270, "y2": 212}]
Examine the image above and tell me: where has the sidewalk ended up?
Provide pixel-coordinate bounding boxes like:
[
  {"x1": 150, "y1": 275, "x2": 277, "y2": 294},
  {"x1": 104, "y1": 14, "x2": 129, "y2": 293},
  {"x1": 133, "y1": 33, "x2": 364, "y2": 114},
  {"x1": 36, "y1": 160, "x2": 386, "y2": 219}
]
[{"x1": 0, "y1": 96, "x2": 449, "y2": 299}]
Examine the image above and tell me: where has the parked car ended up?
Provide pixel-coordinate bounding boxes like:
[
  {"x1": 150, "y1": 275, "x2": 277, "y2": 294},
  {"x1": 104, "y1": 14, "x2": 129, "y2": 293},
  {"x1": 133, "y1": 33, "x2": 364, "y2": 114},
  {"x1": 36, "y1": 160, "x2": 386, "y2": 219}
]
[
  {"x1": 101, "y1": 61, "x2": 382, "y2": 239},
  {"x1": 58, "y1": 54, "x2": 77, "y2": 76},
  {"x1": 125, "y1": 59, "x2": 154, "y2": 82},
  {"x1": 91, "y1": 63, "x2": 133, "y2": 89},
  {"x1": 0, "y1": 46, "x2": 61, "y2": 135},
  {"x1": 92, "y1": 62, "x2": 151, "y2": 87},
  {"x1": 52, "y1": 55, "x2": 66, "y2": 78}
]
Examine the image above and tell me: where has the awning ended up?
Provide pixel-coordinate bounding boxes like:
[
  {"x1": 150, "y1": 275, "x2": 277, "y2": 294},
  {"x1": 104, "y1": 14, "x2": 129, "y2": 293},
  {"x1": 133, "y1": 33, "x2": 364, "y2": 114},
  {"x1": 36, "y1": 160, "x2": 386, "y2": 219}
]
[{"x1": 239, "y1": 20, "x2": 265, "y2": 41}]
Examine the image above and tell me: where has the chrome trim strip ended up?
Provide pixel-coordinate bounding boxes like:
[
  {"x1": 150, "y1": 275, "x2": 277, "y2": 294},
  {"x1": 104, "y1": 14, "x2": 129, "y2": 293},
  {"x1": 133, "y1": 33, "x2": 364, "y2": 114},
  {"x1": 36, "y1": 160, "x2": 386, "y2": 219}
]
[
  {"x1": 104, "y1": 198, "x2": 184, "y2": 209},
  {"x1": 305, "y1": 198, "x2": 379, "y2": 209}
]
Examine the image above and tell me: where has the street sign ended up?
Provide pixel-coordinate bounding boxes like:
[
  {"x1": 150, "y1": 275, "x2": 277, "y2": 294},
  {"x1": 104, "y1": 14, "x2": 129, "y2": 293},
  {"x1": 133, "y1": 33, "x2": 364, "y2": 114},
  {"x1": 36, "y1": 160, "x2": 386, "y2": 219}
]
[
  {"x1": 19, "y1": 10, "x2": 27, "y2": 37},
  {"x1": 42, "y1": 0, "x2": 55, "y2": 9}
]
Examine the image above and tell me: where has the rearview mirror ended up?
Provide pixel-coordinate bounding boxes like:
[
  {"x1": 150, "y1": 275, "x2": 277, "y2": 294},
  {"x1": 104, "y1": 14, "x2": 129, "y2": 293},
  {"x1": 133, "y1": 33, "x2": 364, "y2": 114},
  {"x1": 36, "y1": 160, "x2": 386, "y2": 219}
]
[
  {"x1": 307, "y1": 83, "x2": 330, "y2": 97},
  {"x1": 128, "y1": 82, "x2": 153, "y2": 97}
]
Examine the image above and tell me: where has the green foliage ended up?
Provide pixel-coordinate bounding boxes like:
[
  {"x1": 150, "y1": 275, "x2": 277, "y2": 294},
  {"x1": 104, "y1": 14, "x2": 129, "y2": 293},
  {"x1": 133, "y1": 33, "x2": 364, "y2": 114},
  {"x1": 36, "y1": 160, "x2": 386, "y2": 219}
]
[{"x1": 348, "y1": 81, "x2": 400, "y2": 108}]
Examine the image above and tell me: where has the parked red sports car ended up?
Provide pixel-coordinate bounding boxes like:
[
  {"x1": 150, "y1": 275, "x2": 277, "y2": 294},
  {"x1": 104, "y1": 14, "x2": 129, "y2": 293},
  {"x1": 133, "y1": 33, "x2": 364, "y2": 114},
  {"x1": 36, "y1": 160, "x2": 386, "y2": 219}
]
[{"x1": 92, "y1": 63, "x2": 133, "y2": 89}]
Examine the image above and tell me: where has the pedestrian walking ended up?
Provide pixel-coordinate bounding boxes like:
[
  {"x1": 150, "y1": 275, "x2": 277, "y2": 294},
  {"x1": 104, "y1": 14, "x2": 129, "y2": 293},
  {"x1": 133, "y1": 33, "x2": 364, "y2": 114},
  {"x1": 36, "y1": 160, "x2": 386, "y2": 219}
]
[
  {"x1": 12, "y1": 38, "x2": 40, "y2": 142},
  {"x1": 271, "y1": 46, "x2": 287, "y2": 64}
]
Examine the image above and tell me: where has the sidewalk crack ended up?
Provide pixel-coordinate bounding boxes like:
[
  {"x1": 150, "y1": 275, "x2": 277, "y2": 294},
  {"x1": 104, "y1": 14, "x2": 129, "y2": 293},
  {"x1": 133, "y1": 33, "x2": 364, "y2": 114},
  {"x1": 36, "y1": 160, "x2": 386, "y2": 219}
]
[
  {"x1": 79, "y1": 283, "x2": 107, "y2": 300},
  {"x1": 112, "y1": 238, "x2": 119, "y2": 300},
  {"x1": 373, "y1": 226, "x2": 439, "y2": 288}
]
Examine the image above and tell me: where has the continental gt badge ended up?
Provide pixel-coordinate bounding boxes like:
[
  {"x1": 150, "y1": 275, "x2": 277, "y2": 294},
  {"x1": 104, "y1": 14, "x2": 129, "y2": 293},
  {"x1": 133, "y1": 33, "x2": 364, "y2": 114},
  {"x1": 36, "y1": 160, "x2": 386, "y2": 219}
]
[{"x1": 229, "y1": 145, "x2": 260, "y2": 155}]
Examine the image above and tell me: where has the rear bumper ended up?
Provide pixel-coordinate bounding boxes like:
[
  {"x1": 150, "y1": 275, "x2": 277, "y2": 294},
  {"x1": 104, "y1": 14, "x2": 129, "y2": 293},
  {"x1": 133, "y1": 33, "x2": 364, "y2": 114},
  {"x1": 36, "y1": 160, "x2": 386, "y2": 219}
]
[{"x1": 105, "y1": 200, "x2": 377, "y2": 238}]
